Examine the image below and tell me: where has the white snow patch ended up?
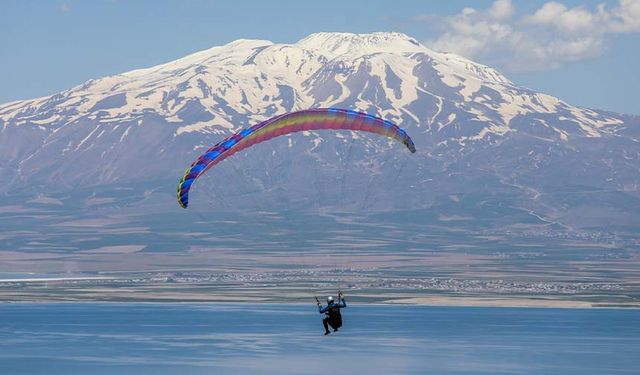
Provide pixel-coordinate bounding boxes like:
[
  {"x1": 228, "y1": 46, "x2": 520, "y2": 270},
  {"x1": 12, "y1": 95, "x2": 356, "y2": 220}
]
[
  {"x1": 30, "y1": 115, "x2": 62, "y2": 125},
  {"x1": 175, "y1": 116, "x2": 234, "y2": 135},
  {"x1": 460, "y1": 77, "x2": 481, "y2": 101},
  {"x1": 310, "y1": 137, "x2": 323, "y2": 152},
  {"x1": 439, "y1": 113, "x2": 456, "y2": 129},
  {"x1": 119, "y1": 127, "x2": 131, "y2": 143},
  {"x1": 75, "y1": 125, "x2": 100, "y2": 151}
]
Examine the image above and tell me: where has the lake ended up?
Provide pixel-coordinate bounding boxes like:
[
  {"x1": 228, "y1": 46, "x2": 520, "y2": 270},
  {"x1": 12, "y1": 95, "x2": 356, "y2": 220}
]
[{"x1": 1, "y1": 303, "x2": 638, "y2": 374}]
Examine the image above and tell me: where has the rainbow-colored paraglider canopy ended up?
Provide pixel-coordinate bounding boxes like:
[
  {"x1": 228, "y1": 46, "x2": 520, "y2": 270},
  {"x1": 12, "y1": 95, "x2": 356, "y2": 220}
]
[{"x1": 177, "y1": 108, "x2": 416, "y2": 208}]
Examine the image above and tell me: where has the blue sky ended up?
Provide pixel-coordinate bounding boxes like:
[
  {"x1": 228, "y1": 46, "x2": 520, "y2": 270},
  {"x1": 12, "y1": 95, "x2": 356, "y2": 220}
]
[{"x1": 1, "y1": 0, "x2": 638, "y2": 114}]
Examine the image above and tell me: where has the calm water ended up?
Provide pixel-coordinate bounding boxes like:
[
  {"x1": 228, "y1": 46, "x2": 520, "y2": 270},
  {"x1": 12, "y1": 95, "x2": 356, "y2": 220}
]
[{"x1": 1, "y1": 303, "x2": 639, "y2": 374}]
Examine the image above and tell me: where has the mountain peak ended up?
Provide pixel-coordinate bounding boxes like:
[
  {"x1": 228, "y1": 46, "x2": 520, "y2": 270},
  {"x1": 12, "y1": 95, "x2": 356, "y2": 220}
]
[
  {"x1": 224, "y1": 38, "x2": 274, "y2": 49},
  {"x1": 296, "y1": 31, "x2": 427, "y2": 55},
  {"x1": 0, "y1": 31, "x2": 623, "y2": 142},
  {"x1": 0, "y1": 31, "x2": 635, "y2": 226}
]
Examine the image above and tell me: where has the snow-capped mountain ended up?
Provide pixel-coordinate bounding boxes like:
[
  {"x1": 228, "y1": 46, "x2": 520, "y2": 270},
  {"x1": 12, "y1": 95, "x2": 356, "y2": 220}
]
[{"x1": 1, "y1": 32, "x2": 638, "y2": 230}]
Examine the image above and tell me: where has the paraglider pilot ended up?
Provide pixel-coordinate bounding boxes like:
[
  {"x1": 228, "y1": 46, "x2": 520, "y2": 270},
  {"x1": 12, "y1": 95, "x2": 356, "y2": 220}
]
[{"x1": 317, "y1": 292, "x2": 347, "y2": 335}]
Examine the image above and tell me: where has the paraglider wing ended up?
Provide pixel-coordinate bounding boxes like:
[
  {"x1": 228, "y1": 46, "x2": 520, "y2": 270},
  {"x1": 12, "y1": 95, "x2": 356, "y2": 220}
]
[{"x1": 177, "y1": 108, "x2": 416, "y2": 208}]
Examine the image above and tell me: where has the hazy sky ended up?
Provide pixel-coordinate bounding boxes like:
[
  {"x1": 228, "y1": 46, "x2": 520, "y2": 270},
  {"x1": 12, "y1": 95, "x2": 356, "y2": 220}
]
[{"x1": 1, "y1": 0, "x2": 638, "y2": 114}]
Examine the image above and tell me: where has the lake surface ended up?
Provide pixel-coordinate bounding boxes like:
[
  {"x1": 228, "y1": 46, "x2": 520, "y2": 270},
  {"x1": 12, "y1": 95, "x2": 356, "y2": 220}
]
[{"x1": 1, "y1": 303, "x2": 638, "y2": 374}]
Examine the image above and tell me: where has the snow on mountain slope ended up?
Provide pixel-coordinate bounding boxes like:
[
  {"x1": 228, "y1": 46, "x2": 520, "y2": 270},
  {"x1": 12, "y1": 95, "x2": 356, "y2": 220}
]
[
  {"x1": 0, "y1": 32, "x2": 638, "y2": 231},
  {"x1": 0, "y1": 32, "x2": 621, "y2": 138}
]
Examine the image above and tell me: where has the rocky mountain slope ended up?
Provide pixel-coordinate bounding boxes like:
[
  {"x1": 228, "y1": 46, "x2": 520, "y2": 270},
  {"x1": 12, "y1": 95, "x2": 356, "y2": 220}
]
[{"x1": 1, "y1": 32, "x2": 638, "y2": 232}]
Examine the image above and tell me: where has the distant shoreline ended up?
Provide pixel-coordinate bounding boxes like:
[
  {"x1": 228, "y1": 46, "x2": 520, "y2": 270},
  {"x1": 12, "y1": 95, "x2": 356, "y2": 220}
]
[
  {"x1": 1, "y1": 295, "x2": 638, "y2": 309},
  {"x1": 2, "y1": 274, "x2": 638, "y2": 309}
]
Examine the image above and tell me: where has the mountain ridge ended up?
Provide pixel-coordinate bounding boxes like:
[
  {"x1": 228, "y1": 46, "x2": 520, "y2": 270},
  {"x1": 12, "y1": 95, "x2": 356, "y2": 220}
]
[
  {"x1": 2, "y1": 31, "x2": 622, "y2": 133},
  {"x1": 0, "y1": 32, "x2": 638, "y2": 233}
]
